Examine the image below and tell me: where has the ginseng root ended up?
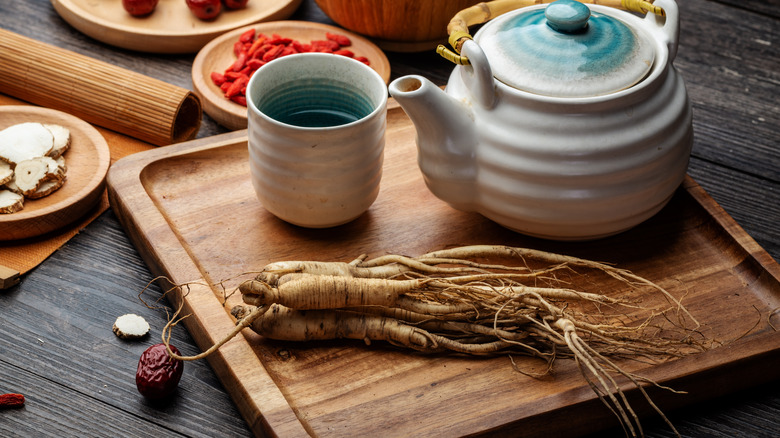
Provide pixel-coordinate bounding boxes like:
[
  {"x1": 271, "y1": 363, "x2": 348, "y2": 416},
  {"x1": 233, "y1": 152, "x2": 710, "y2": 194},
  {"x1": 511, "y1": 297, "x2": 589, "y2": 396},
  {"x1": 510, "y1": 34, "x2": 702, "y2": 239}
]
[
  {"x1": 231, "y1": 304, "x2": 517, "y2": 355},
  {"x1": 232, "y1": 304, "x2": 437, "y2": 350},
  {"x1": 159, "y1": 245, "x2": 707, "y2": 438}
]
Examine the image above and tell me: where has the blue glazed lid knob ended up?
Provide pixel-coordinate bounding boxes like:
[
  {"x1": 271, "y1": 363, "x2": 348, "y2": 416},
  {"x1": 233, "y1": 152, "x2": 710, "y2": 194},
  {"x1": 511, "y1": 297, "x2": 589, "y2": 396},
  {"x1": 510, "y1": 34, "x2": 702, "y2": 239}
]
[{"x1": 545, "y1": 0, "x2": 590, "y2": 34}]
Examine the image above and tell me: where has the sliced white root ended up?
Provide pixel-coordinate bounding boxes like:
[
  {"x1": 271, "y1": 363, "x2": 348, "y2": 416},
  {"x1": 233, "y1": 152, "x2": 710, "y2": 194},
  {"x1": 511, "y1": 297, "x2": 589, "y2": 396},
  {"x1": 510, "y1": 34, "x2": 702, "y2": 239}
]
[
  {"x1": 44, "y1": 124, "x2": 71, "y2": 158},
  {"x1": 3, "y1": 179, "x2": 22, "y2": 194},
  {"x1": 26, "y1": 175, "x2": 66, "y2": 199},
  {"x1": 55, "y1": 155, "x2": 67, "y2": 173},
  {"x1": 0, "y1": 122, "x2": 54, "y2": 164},
  {"x1": 14, "y1": 157, "x2": 63, "y2": 196},
  {"x1": 0, "y1": 189, "x2": 24, "y2": 214},
  {"x1": 43, "y1": 156, "x2": 66, "y2": 180},
  {"x1": 113, "y1": 313, "x2": 151, "y2": 340},
  {"x1": 0, "y1": 160, "x2": 12, "y2": 186}
]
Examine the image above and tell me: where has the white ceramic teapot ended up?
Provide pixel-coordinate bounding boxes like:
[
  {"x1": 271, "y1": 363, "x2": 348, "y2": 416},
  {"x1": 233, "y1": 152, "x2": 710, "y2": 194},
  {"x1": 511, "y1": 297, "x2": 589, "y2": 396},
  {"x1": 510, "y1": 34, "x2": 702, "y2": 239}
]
[{"x1": 388, "y1": 0, "x2": 692, "y2": 240}]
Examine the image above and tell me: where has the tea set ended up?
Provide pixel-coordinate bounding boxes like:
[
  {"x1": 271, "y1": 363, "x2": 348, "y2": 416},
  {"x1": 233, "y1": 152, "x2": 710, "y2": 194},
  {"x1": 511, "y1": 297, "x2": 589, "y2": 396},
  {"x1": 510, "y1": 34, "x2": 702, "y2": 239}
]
[{"x1": 248, "y1": 0, "x2": 692, "y2": 240}]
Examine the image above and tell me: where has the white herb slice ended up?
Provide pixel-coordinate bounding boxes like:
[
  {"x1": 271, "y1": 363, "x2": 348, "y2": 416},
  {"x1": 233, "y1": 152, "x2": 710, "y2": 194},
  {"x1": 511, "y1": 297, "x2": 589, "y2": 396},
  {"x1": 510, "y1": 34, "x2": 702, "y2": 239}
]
[
  {"x1": 55, "y1": 155, "x2": 67, "y2": 173},
  {"x1": 112, "y1": 313, "x2": 151, "y2": 340},
  {"x1": 3, "y1": 178, "x2": 21, "y2": 195},
  {"x1": 14, "y1": 157, "x2": 61, "y2": 196},
  {"x1": 44, "y1": 124, "x2": 71, "y2": 158},
  {"x1": 26, "y1": 175, "x2": 66, "y2": 199},
  {"x1": 0, "y1": 122, "x2": 54, "y2": 164},
  {"x1": 0, "y1": 160, "x2": 12, "y2": 186},
  {"x1": 0, "y1": 189, "x2": 24, "y2": 214}
]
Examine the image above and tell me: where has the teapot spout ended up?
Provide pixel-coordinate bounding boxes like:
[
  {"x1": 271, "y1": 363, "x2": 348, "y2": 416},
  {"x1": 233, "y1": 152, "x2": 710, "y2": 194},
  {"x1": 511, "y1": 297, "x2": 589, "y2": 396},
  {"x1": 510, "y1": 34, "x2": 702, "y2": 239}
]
[{"x1": 389, "y1": 75, "x2": 478, "y2": 211}]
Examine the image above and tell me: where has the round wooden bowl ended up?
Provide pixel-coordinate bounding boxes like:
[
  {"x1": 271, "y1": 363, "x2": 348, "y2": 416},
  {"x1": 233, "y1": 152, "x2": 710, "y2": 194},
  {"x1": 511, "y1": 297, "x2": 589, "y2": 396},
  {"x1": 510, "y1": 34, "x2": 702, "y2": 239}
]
[
  {"x1": 50, "y1": 0, "x2": 303, "y2": 54},
  {"x1": 313, "y1": 0, "x2": 483, "y2": 52},
  {"x1": 192, "y1": 21, "x2": 391, "y2": 131},
  {"x1": 0, "y1": 107, "x2": 111, "y2": 241}
]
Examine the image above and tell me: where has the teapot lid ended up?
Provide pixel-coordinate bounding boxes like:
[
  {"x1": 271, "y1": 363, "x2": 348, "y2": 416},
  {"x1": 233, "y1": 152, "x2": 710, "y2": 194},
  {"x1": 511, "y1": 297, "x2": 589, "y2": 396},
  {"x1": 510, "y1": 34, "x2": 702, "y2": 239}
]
[{"x1": 477, "y1": 0, "x2": 654, "y2": 97}]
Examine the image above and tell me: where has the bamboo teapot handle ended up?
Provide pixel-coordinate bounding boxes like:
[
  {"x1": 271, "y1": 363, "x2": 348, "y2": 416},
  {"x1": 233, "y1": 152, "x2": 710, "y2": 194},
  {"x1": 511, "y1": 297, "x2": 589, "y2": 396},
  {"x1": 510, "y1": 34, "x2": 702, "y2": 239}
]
[{"x1": 437, "y1": 0, "x2": 665, "y2": 65}]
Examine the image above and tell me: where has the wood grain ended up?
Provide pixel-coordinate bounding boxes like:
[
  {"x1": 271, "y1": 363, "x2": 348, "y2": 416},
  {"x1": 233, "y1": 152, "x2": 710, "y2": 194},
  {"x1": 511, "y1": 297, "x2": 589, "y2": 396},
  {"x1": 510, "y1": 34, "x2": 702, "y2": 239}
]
[
  {"x1": 676, "y1": 0, "x2": 780, "y2": 182},
  {"x1": 106, "y1": 105, "x2": 780, "y2": 437},
  {"x1": 192, "y1": 21, "x2": 391, "y2": 131},
  {"x1": 50, "y1": 0, "x2": 304, "y2": 54},
  {"x1": 313, "y1": 0, "x2": 483, "y2": 51},
  {"x1": 0, "y1": 106, "x2": 110, "y2": 240}
]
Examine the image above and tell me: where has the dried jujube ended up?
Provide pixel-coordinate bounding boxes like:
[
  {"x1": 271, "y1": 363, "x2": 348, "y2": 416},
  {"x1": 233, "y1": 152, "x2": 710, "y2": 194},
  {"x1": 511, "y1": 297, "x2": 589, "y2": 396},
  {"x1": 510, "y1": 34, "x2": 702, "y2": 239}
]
[{"x1": 136, "y1": 343, "x2": 184, "y2": 400}]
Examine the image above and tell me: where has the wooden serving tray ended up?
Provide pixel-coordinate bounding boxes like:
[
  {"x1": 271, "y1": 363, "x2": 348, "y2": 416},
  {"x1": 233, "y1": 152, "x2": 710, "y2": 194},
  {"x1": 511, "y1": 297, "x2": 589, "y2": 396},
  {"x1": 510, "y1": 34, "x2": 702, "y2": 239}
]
[{"x1": 107, "y1": 102, "x2": 780, "y2": 437}]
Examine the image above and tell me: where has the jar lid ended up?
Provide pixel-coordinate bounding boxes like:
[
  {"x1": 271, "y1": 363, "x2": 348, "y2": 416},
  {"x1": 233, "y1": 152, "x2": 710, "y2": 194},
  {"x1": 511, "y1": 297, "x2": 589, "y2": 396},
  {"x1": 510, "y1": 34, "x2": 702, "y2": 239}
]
[{"x1": 476, "y1": 0, "x2": 654, "y2": 97}]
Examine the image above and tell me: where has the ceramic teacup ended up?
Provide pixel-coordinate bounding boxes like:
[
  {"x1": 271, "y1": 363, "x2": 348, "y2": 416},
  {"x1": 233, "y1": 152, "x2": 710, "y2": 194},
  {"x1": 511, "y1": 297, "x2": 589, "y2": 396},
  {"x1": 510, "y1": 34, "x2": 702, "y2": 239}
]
[{"x1": 246, "y1": 53, "x2": 387, "y2": 228}]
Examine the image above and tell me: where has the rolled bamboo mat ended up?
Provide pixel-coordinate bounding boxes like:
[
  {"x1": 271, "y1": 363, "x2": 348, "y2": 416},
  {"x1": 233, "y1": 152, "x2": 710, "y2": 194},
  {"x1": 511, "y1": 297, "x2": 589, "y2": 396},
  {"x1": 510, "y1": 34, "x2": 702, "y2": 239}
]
[{"x1": 0, "y1": 29, "x2": 202, "y2": 146}]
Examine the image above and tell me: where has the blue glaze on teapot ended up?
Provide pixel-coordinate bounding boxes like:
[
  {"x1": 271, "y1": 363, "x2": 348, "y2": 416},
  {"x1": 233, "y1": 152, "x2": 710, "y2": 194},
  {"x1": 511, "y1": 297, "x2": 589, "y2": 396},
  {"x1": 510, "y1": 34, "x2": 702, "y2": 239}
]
[
  {"x1": 481, "y1": 0, "x2": 653, "y2": 97},
  {"x1": 545, "y1": 0, "x2": 590, "y2": 33}
]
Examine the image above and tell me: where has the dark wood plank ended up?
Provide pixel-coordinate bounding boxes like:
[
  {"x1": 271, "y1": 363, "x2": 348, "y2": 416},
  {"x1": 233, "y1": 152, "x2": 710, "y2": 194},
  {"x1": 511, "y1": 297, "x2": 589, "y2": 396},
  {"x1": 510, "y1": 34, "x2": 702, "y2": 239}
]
[
  {"x1": 710, "y1": 0, "x2": 780, "y2": 19},
  {"x1": 689, "y1": 157, "x2": 780, "y2": 260},
  {"x1": 0, "y1": 211, "x2": 252, "y2": 437},
  {"x1": 677, "y1": 0, "x2": 780, "y2": 183}
]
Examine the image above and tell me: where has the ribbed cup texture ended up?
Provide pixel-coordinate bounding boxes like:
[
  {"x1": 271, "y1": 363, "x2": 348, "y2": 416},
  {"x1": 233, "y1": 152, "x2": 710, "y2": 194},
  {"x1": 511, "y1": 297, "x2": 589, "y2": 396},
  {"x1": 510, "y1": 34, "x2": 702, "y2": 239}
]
[{"x1": 246, "y1": 53, "x2": 387, "y2": 228}]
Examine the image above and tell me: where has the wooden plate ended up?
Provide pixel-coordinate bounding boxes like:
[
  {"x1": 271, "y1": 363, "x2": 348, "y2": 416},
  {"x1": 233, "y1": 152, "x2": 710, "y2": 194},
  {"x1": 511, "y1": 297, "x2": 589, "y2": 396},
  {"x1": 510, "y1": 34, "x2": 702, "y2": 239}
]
[
  {"x1": 192, "y1": 21, "x2": 391, "y2": 130},
  {"x1": 50, "y1": 0, "x2": 303, "y2": 54},
  {"x1": 0, "y1": 106, "x2": 110, "y2": 241}
]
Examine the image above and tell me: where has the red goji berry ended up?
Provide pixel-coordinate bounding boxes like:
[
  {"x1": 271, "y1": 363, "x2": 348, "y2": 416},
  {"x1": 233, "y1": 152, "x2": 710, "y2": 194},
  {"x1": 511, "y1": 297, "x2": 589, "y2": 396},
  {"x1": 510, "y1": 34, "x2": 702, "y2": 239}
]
[
  {"x1": 220, "y1": 81, "x2": 231, "y2": 93},
  {"x1": 292, "y1": 40, "x2": 310, "y2": 52},
  {"x1": 239, "y1": 28, "x2": 255, "y2": 43},
  {"x1": 268, "y1": 34, "x2": 292, "y2": 45},
  {"x1": 231, "y1": 52, "x2": 248, "y2": 71},
  {"x1": 210, "y1": 72, "x2": 226, "y2": 86},
  {"x1": 0, "y1": 393, "x2": 25, "y2": 409},
  {"x1": 262, "y1": 44, "x2": 285, "y2": 62},
  {"x1": 233, "y1": 40, "x2": 245, "y2": 57},
  {"x1": 252, "y1": 43, "x2": 275, "y2": 59},
  {"x1": 247, "y1": 59, "x2": 265, "y2": 70},
  {"x1": 230, "y1": 95, "x2": 247, "y2": 106},
  {"x1": 225, "y1": 75, "x2": 248, "y2": 98},
  {"x1": 311, "y1": 39, "x2": 340, "y2": 52},
  {"x1": 251, "y1": 47, "x2": 268, "y2": 59},
  {"x1": 355, "y1": 56, "x2": 370, "y2": 65},
  {"x1": 247, "y1": 36, "x2": 267, "y2": 57},
  {"x1": 334, "y1": 49, "x2": 354, "y2": 58},
  {"x1": 223, "y1": 71, "x2": 244, "y2": 80},
  {"x1": 326, "y1": 32, "x2": 351, "y2": 47}
]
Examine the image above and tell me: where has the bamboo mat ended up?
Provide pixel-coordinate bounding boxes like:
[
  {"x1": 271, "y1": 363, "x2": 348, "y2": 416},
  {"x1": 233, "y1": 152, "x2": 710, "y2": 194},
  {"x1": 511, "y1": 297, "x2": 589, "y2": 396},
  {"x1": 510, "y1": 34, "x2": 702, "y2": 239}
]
[{"x1": 0, "y1": 94, "x2": 155, "y2": 286}]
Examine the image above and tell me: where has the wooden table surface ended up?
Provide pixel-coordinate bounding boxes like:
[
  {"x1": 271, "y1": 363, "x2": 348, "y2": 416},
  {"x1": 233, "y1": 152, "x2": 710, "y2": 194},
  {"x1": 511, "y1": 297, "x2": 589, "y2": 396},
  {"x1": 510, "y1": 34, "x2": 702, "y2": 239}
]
[{"x1": 1, "y1": 1, "x2": 778, "y2": 437}]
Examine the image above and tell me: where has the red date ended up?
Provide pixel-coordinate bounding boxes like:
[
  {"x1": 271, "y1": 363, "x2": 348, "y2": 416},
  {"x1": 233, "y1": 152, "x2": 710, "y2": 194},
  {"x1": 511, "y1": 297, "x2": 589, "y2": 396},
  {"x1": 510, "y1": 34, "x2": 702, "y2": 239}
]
[
  {"x1": 122, "y1": 0, "x2": 159, "y2": 16},
  {"x1": 136, "y1": 343, "x2": 184, "y2": 400},
  {"x1": 186, "y1": 0, "x2": 222, "y2": 20}
]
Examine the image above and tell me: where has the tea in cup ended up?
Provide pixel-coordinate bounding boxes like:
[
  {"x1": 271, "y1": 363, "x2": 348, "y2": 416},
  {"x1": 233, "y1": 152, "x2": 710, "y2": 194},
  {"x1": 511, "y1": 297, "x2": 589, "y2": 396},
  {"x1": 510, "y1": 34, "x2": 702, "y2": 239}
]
[{"x1": 246, "y1": 53, "x2": 387, "y2": 228}]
